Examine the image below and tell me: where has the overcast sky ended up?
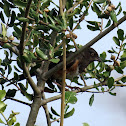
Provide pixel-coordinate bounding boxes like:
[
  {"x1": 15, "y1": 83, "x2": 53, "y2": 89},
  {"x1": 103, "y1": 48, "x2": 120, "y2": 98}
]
[{"x1": 0, "y1": 0, "x2": 126, "y2": 126}]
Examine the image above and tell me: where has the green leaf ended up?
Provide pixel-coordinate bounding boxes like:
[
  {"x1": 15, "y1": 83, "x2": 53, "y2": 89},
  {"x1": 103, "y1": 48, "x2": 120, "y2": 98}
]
[
  {"x1": 18, "y1": 17, "x2": 29, "y2": 22},
  {"x1": 51, "y1": 107, "x2": 60, "y2": 116},
  {"x1": 93, "y1": 3, "x2": 101, "y2": 15},
  {"x1": 117, "y1": 6, "x2": 122, "y2": 16},
  {"x1": 89, "y1": 94, "x2": 94, "y2": 106},
  {"x1": 8, "y1": 116, "x2": 16, "y2": 125},
  {"x1": 9, "y1": 11, "x2": 16, "y2": 27},
  {"x1": 0, "y1": 2, "x2": 3, "y2": 8},
  {"x1": 25, "y1": 93, "x2": 33, "y2": 101},
  {"x1": 13, "y1": 0, "x2": 27, "y2": 7},
  {"x1": 100, "y1": 52, "x2": 106, "y2": 61},
  {"x1": 6, "y1": 89, "x2": 17, "y2": 97},
  {"x1": 3, "y1": 2, "x2": 10, "y2": 17},
  {"x1": 48, "y1": 24, "x2": 60, "y2": 32},
  {"x1": 65, "y1": 91, "x2": 77, "y2": 104},
  {"x1": 117, "y1": 29, "x2": 124, "y2": 41},
  {"x1": 109, "y1": 92, "x2": 116, "y2": 96},
  {"x1": 0, "y1": 90, "x2": 6, "y2": 101},
  {"x1": 110, "y1": 11, "x2": 118, "y2": 23},
  {"x1": 87, "y1": 25, "x2": 99, "y2": 31},
  {"x1": 14, "y1": 72, "x2": 19, "y2": 80},
  {"x1": 49, "y1": 44, "x2": 54, "y2": 58},
  {"x1": 113, "y1": 36, "x2": 120, "y2": 46},
  {"x1": 83, "y1": 123, "x2": 90, "y2": 126},
  {"x1": 36, "y1": 48, "x2": 48, "y2": 60},
  {"x1": 22, "y1": 53, "x2": 31, "y2": 63},
  {"x1": 87, "y1": 62, "x2": 94, "y2": 71},
  {"x1": 120, "y1": 61, "x2": 126, "y2": 69},
  {"x1": 121, "y1": 77, "x2": 126, "y2": 83},
  {"x1": 14, "y1": 66, "x2": 21, "y2": 72},
  {"x1": 69, "y1": 18, "x2": 73, "y2": 30},
  {"x1": 33, "y1": 34, "x2": 39, "y2": 47},
  {"x1": 1, "y1": 23, "x2": 7, "y2": 37},
  {"x1": 115, "y1": 66, "x2": 123, "y2": 74},
  {"x1": 18, "y1": 83, "x2": 26, "y2": 92},
  {"x1": 0, "y1": 118, "x2": 5, "y2": 124},
  {"x1": 14, "y1": 25, "x2": 22, "y2": 35},
  {"x1": 103, "y1": 71, "x2": 110, "y2": 77},
  {"x1": 94, "y1": 82, "x2": 99, "y2": 91},
  {"x1": 0, "y1": 11, "x2": 5, "y2": 23},
  {"x1": 0, "y1": 101, "x2": 7, "y2": 112},
  {"x1": 49, "y1": 58, "x2": 60, "y2": 63},
  {"x1": 93, "y1": 0, "x2": 106, "y2": 3},
  {"x1": 107, "y1": 77, "x2": 114, "y2": 89},
  {"x1": 14, "y1": 122, "x2": 20, "y2": 126},
  {"x1": 8, "y1": 64, "x2": 12, "y2": 75},
  {"x1": 105, "y1": 19, "x2": 111, "y2": 28},
  {"x1": 64, "y1": 108, "x2": 75, "y2": 118}
]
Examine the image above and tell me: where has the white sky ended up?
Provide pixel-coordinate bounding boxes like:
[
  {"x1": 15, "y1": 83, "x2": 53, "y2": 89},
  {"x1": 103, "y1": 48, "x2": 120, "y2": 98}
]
[{"x1": 0, "y1": 0, "x2": 126, "y2": 126}]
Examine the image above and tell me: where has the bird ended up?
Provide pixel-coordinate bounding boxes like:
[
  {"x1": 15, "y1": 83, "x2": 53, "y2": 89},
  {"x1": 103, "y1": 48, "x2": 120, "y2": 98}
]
[
  {"x1": 49, "y1": 47, "x2": 101, "y2": 80},
  {"x1": 14, "y1": 47, "x2": 101, "y2": 89}
]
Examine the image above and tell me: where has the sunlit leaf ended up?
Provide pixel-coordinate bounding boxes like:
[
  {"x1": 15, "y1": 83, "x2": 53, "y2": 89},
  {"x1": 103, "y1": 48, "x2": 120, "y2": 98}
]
[
  {"x1": 83, "y1": 123, "x2": 90, "y2": 126},
  {"x1": 110, "y1": 11, "x2": 118, "y2": 23},
  {"x1": 93, "y1": 0, "x2": 106, "y2": 3},
  {"x1": 0, "y1": 118, "x2": 5, "y2": 124},
  {"x1": 0, "y1": 90, "x2": 6, "y2": 101},
  {"x1": 49, "y1": 58, "x2": 60, "y2": 63},
  {"x1": 14, "y1": 122, "x2": 20, "y2": 126},
  {"x1": 1, "y1": 23, "x2": 7, "y2": 37},
  {"x1": 0, "y1": 101, "x2": 7, "y2": 112},
  {"x1": 65, "y1": 91, "x2": 77, "y2": 104}
]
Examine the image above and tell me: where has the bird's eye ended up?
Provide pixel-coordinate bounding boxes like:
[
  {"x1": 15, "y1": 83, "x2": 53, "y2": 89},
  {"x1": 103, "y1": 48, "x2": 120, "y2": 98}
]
[{"x1": 91, "y1": 53, "x2": 94, "y2": 56}]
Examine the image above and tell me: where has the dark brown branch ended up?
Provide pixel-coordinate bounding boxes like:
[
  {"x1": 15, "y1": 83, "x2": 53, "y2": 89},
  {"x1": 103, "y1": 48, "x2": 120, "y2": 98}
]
[{"x1": 44, "y1": 15, "x2": 126, "y2": 80}]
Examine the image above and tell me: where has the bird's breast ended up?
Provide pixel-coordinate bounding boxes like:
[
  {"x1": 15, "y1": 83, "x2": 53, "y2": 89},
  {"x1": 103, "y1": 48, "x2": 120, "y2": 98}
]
[{"x1": 52, "y1": 59, "x2": 80, "y2": 80}]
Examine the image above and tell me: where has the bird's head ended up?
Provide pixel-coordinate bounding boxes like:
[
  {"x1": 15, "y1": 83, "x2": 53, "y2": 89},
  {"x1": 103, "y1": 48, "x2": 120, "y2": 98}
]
[
  {"x1": 78, "y1": 47, "x2": 101, "y2": 73},
  {"x1": 86, "y1": 48, "x2": 101, "y2": 62}
]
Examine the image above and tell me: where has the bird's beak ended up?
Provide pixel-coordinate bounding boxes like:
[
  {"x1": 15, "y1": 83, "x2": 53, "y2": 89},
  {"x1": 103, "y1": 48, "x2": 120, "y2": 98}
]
[{"x1": 95, "y1": 57, "x2": 102, "y2": 62}]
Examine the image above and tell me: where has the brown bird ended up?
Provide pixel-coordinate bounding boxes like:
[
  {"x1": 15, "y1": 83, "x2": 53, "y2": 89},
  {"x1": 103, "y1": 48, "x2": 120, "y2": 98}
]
[
  {"x1": 16, "y1": 47, "x2": 101, "y2": 87},
  {"x1": 49, "y1": 47, "x2": 101, "y2": 80}
]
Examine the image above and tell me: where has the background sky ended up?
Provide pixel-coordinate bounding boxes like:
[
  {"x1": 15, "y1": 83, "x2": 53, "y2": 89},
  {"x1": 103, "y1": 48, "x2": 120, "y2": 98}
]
[{"x1": 0, "y1": 0, "x2": 126, "y2": 126}]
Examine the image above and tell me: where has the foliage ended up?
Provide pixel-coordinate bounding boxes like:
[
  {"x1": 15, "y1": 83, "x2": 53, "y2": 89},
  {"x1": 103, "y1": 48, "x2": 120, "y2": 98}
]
[{"x1": 0, "y1": 0, "x2": 126, "y2": 126}]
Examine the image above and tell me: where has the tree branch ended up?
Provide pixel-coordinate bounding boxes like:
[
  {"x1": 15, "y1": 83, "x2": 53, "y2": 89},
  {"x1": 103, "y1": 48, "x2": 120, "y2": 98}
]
[
  {"x1": 42, "y1": 93, "x2": 51, "y2": 126},
  {"x1": 41, "y1": 80, "x2": 126, "y2": 106},
  {"x1": 19, "y1": 0, "x2": 40, "y2": 95},
  {"x1": 5, "y1": 96, "x2": 31, "y2": 106},
  {"x1": 44, "y1": 15, "x2": 126, "y2": 80}
]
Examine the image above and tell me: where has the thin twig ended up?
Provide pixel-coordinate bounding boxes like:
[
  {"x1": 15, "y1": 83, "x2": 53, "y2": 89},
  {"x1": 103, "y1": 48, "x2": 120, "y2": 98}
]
[
  {"x1": 19, "y1": 0, "x2": 40, "y2": 94},
  {"x1": 72, "y1": 0, "x2": 93, "y2": 32},
  {"x1": 42, "y1": 93, "x2": 51, "y2": 126},
  {"x1": 5, "y1": 96, "x2": 31, "y2": 106}
]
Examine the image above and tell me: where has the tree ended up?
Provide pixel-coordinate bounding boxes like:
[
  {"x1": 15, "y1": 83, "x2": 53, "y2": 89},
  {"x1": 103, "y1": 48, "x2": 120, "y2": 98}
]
[{"x1": 0, "y1": 0, "x2": 126, "y2": 126}]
